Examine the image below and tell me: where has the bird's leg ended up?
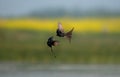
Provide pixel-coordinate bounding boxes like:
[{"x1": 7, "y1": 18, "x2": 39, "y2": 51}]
[
  {"x1": 69, "y1": 37, "x2": 71, "y2": 43},
  {"x1": 50, "y1": 47, "x2": 56, "y2": 58}
]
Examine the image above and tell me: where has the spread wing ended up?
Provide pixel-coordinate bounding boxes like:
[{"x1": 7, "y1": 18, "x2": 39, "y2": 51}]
[{"x1": 58, "y1": 22, "x2": 64, "y2": 33}]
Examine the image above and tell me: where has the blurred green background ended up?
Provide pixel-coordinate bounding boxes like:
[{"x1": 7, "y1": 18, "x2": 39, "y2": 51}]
[
  {"x1": 0, "y1": 29, "x2": 120, "y2": 64},
  {"x1": 0, "y1": 0, "x2": 120, "y2": 64}
]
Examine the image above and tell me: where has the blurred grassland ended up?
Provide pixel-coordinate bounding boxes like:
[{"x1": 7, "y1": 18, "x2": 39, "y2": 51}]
[{"x1": 0, "y1": 18, "x2": 120, "y2": 64}]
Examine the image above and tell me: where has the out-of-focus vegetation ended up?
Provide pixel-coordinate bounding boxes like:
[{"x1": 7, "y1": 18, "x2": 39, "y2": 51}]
[
  {"x1": 0, "y1": 18, "x2": 120, "y2": 64},
  {"x1": 0, "y1": 18, "x2": 120, "y2": 33}
]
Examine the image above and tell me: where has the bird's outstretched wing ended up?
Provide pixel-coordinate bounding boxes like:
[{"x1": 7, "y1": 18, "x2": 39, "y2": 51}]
[
  {"x1": 58, "y1": 22, "x2": 64, "y2": 33},
  {"x1": 65, "y1": 27, "x2": 74, "y2": 43}
]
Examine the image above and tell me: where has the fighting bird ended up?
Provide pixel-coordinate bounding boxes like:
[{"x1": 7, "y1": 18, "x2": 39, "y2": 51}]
[
  {"x1": 47, "y1": 36, "x2": 59, "y2": 58},
  {"x1": 56, "y1": 22, "x2": 74, "y2": 43}
]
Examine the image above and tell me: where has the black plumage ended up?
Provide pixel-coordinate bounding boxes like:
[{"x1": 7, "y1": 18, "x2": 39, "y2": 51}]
[
  {"x1": 56, "y1": 22, "x2": 74, "y2": 43},
  {"x1": 47, "y1": 36, "x2": 58, "y2": 58}
]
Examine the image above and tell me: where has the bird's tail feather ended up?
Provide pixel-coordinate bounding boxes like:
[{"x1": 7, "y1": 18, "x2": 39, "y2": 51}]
[{"x1": 65, "y1": 27, "x2": 74, "y2": 43}]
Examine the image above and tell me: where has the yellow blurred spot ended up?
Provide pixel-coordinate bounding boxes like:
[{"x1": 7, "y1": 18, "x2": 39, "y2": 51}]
[{"x1": 0, "y1": 18, "x2": 120, "y2": 33}]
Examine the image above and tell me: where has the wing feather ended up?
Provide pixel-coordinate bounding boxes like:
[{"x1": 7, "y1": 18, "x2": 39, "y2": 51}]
[{"x1": 58, "y1": 22, "x2": 64, "y2": 33}]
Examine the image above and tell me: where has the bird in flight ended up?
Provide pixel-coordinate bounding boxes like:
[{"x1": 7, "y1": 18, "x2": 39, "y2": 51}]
[
  {"x1": 47, "y1": 22, "x2": 74, "y2": 58},
  {"x1": 47, "y1": 36, "x2": 59, "y2": 58},
  {"x1": 56, "y1": 22, "x2": 74, "y2": 43}
]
